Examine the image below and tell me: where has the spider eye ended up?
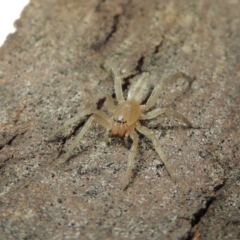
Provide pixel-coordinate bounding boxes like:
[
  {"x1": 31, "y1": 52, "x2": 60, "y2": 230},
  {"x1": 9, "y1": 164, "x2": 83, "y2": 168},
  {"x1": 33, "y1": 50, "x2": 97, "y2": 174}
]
[{"x1": 115, "y1": 117, "x2": 126, "y2": 124}]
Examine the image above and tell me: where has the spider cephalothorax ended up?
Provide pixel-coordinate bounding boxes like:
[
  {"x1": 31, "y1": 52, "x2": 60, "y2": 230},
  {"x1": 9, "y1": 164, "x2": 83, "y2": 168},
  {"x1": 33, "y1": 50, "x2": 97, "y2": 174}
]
[
  {"x1": 49, "y1": 68, "x2": 193, "y2": 190},
  {"x1": 111, "y1": 100, "x2": 141, "y2": 137}
]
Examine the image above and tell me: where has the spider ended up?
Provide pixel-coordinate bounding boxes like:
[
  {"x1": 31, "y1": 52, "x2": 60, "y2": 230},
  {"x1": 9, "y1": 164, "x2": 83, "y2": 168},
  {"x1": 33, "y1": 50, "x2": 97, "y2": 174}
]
[{"x1": 49, "y1": 67, "x2": 193, "y2": 190}]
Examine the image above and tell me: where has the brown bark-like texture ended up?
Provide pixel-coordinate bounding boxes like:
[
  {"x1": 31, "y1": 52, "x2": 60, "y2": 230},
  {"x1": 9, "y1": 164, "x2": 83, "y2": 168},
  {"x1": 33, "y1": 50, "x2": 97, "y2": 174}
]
[{"x1": 0, "y1": 0, "x2": 239, "y2": 239}]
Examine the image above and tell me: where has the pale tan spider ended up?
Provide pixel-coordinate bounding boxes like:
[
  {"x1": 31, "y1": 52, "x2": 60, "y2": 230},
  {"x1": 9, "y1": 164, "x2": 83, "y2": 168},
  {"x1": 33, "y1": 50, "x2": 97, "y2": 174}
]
[{"x1": 49, "y1": 67, "x2": 193, "y2": 190}]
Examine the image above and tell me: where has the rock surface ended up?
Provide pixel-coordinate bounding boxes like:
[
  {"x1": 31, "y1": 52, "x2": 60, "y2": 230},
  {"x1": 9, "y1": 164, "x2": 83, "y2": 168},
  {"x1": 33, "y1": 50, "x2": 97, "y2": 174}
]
[{"x1": 0, "y1": 0, "x2": 239, "y2": 239}]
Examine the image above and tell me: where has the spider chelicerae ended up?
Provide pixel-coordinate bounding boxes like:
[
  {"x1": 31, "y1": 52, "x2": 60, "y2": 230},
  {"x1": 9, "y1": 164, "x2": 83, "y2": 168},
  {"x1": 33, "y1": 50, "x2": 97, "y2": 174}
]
[{"x1": 49, "y1": 66, "x2": 193, "y2": 190}]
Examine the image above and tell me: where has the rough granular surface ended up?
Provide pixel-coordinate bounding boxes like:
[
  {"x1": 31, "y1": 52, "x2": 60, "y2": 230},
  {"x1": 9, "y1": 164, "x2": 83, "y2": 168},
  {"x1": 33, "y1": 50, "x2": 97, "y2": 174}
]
[{"x1": 0, "y1": 0, "x2": 239, "y2": 239}]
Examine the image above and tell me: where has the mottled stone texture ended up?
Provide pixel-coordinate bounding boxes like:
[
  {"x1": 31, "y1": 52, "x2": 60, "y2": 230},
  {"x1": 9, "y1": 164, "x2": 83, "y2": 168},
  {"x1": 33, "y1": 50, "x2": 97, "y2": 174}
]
[{"x1": 0, "y1": 0, "x2": 239, "y2": 239}]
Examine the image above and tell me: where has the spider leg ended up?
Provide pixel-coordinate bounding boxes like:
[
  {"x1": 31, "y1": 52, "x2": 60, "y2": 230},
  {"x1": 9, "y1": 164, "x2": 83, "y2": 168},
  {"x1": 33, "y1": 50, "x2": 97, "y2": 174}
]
[
  {"x1": 136, "y1": 123, "x2": 176, "y2": 183},
  {"x1": 141, "y1": 108, "x2": 192, "y2": 127},
  {"x1": 89, "y1": 93, "x2": 115, "y2": 113},
  {"x1": 124, "y1": 132, "x2": 130, "y2": 148},
  {"x1": 110, "y1": 66, "x2": 125, "y2": 103},
  {"x1": 48, "y1": 109, "x2": 109, "y2": 141},
  {"x1": 143, "y1": 72, "x2": 193, "y2": 111},
  {"x1": 122, "y1": 129, "x2": 139, "y2": 190},
  {"x1": 63, "y1": 114, "x2": 110, "y2": 162}
]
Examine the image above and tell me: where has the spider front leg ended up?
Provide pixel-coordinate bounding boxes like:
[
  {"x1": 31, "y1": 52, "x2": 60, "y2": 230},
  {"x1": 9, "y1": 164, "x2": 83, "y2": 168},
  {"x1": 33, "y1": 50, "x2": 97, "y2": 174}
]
[
  {"x1": 89, "y1": 93, "x2": 115, "y2": 113},
  {"x1": 143, "y1": 72, "x2": 193, "y2": 111},
  {"x1": 136, "y1": 123, "x2": 176, "y2": 183},
  {"x1": 141, "y1": 108, "x2": 192, "y2": 127},
  {"x1": 122, "y1": 129, "x2": 139, "y2": 190},
  {"x1": 63, "y1": 113, "x2": 110, "y2": 162},
  {"x1": 48, "y1": 109, "x2": 109, "y2": 141}
]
